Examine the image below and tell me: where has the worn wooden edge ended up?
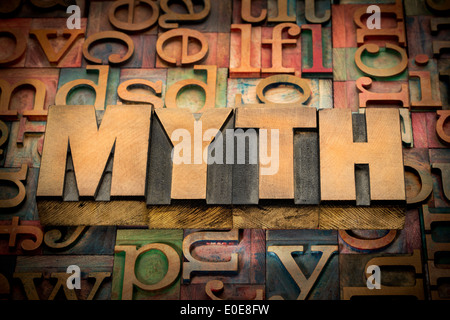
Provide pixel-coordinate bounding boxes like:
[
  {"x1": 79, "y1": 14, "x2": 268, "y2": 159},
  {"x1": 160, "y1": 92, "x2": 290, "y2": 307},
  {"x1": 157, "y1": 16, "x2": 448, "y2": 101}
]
[
  {"x1": 37, "y1": 200, "x2": 148, "y2": 226},
  {"x1": 233, "y1": 204, "x2": 319, "y2": 229},
  {"x1": 318, "y1": 204, "x2": 406, "y2": 230},
  {"x1": 148, "y1": 201, "x2": 233, "y2": 229},
  {"x1": 37, "y1": 200, "x2": 406, "y2": 229}
]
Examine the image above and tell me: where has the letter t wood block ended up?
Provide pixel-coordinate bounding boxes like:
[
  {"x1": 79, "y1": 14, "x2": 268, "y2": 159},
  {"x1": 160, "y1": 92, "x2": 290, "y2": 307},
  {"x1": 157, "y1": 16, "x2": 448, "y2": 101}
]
[{"x1": 235, "y1": 106, "x2": 316, "y2": 199}]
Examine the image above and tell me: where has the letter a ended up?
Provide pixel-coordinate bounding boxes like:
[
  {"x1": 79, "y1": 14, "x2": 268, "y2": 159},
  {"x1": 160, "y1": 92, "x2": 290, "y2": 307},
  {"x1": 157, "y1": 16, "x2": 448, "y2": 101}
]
[
  {"x1": 66, "y1": 5, "x2": 81, "y2": 30},
  {"x1": 366, "y1": 5, "x2": 381, "y2": 30}
]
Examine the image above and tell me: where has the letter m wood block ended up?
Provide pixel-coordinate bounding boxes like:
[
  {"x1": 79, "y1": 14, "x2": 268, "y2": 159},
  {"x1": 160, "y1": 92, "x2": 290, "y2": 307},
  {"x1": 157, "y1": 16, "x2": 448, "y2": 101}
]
[
  {"x1": 36, "y1": 105, "x2": 151, "y2": 226},
  {"x1": 318, "y1": 108, "x2": 406, "y2": 229}
]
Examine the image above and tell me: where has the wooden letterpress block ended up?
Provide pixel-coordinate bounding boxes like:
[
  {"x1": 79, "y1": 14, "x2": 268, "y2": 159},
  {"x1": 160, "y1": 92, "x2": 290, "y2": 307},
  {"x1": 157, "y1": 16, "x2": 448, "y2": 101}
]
[
  {"x1": 301, "y1": 25, "x2": 332, "y2": 78},
  {"x1": 404, "y1": 0, "x2": 434, "y2": 16},
  {"x1": 260, "y1": 24, "x2": 301, "y2": 77},
  {"x1": 0, "y1": 120, "x2": 10, "y2": 167},
  {"x1": 333, "y1": 47, "x2": 408, "y2": 82},
  {"x1": 409, "y1": 56, "x2": 442, "y2": 110},
  {"x1": 166, "y1": 66, "x2": 228, "y2": 111},
  {"x1": 425, "y1": 112, "x2": 449, "y2": 149},
  {"x1": 438, "y1": 58, "x2": 450, "y2": 109},
  {"x1": 267, "y1": 0, "x2": 296, "y2": 24},
  {"x1": 333, "y1": 81, "x2": 359, "y2": 112},
  {"x1": 230, "y1": 24, "x2": 261, "y2": 78},
  {"x1": 340, "y1": 250, "x2": 425, "y2": 300},
  {"x1": 407, "y1": 16, "x2": 450, "y2": 60},
  {"x1": 42, "y1": 226, "x2": 116, "y2": 255},
  {"x1": 12, "y1": 255, "x2": 113, "y2": 300},
  {"x1": 88, "y1": 0, "x2": 158, "y2": 35},
  {"x1": 403, "y1": 148, "x2": 434, "y2": 206},
  {"x1": 297, "y1": 0, "x2": 331, "y2": 27},
  {"x1": 56, "y1": 66, "x2": 119, "y2": 110},
  {"x1": 332, "y1": 4, "x2": 403, "y2": 48},
  {"x1": 411, "y1": 112, "x2": 429, "y2": 148},
  {"x1": 0, "y1": 217, "x2": 43, "y2": 255},
  {"x1": 26, "y1": 18, "x2": 86, "y2": 68},
  {"x1": 156, "y1": 32, "x2": 230, "y2": 69},
  {"x1": 0, "y1": 18, "x2": 31, "y2": 68},
  {"x1": 4, "y1": 120, "x2": 45, "y2": 169},
  {"x1": 158, "y1": 0, "x2": 231, "y2": 33},
  {"x1": 112, "y1": 229, "x2": 183, "y2": 300},
  {"x1": 429, "y1": 149, "x2": 450, "y2": 207},
  {"x1": 420, "y1": 205, "x2": 450, "y2": 299},
  {"x1": 232, "y1": 0, "x2": 268, "y2": 25},
  {"x1": 0, "y1": 167, "x2": 39, "y2": 221},
  {"x1": 117, "y1": 68, "x2": 167, "y2": 106},
  {"x1": 2, "y1": 0, "x2": 87, "y2": 18},
  {"x1": 338, "y1": 209, "x2": 422, "y2": 254},
  {"x1": 181, "y1": 229, "x2": 265, "y2": 300},
  {"x1": 0, "y1": 68, "x2": 59, "y2": 121},
  {"x1": 227, "y1": 77, "x2": 332, "y2": 110},
  {"x1": 266, "y1": 230, "x2": 339, "y2": 300}
]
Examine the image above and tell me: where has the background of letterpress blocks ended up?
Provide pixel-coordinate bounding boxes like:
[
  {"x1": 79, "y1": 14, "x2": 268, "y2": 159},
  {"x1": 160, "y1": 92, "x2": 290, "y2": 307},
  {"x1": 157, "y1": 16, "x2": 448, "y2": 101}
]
[{"x1": 0, "y1": 0, "x2": 449, "y2": 301}]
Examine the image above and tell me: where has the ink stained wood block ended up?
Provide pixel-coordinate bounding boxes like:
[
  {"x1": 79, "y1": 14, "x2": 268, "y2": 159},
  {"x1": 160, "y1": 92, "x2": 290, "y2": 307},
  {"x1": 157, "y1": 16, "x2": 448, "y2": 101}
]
[
  {"x1": 56, "y1": 66, "x2": 120, "y2": 110},
  {"x1": 403, "y1": 148, "x2": 434, "y2": 206},
  {"x1": 438, "y1": 58, "x2": 450, "y2": 109},
  {"x1": 4, "y1": 120, "x2": 45, "y2": 168},
  {"x1": 0, "y1": 0, "x2": 87, "y2": 18},
  {"x1": 429, "y1": 148, "x2": 450, "y2": 208},
  {"x1": 340, "y1": 250, "x2": 425, "y2": 300},
  {"x1": 332, "y1": 3, "x2": 405, "y2": 48},
  {"x1": 297, "y1": 0, "x2": 331, "y2": 27},
  {"x1": 232, "y1": 0, "x2": 268, "y2": 25},
  {"x1": 0, "y1": 18, "x2": 31, "y2": 68},
  {"x1": 266, "y1": 230, "x2": 339, "y2": 300},
  {"x1": 181, "y1": 229, "x2": 265, "y2": 286},
  {"x1": 333, "y1": 81, "x2": 359, "y2": 112},
  {"x1": 0, "y1": 68, "x2": 59, "y2": 121},
  {"x1": 408, "y1": 56, "x2": 442, "y2": 110},
  {"x1": 158, "y1": 0, "x2": 232, "y2": 33},
  {"x1": 420, "y1": 205, "x2": 450, "y2": 299},
  {"x1": 230, "y1": 24, "x2": 262, "y2": 78},
  {"x1": 301, "y1": 25, "x2": 332, "y2": 78},
  {"x1": 260, "y1": 24, "x2": 301, "y2": 77},
  {"x1": 0, "y1": 167, "x2": 39, "y2": 221},
  {"x1": 165, "y1": 66, "x2": 228, "y2": 112},
  {"x1": 227, "y1": 77, "x2": 332, "y2": 110},
  {"x1": 333, "y1": 47, "x2": 408, "y2": 82},
  {"x1": 87, "y1": 0, "x2": 158, "y2": 35},
  {"x1": 156, "y1": 32, "x2": 230, "y2": 69},
  {"x1": 411, "y1": 112, "x2": 429, "y2": 148},
  {"x1": 338, "y1": 208, "x2": 422, "y2": 254},
  {"x1": 406, "y1": 15, "x2": 450, "y2": 60},
  {"x1": 424, "y1": 112, "x2": 450, "y2": 149},
  {"x1": 26, "y1": 18, "x2": 87, "y2": 68},
  {"x1": 117, "y1": 68, "x2": 167, "y2": 106},
  {"x1": 112, "y1": 229, "x2": 182, "y2": 300},
  {"x1": 0, "y1": 217, "x2": 43, "y2": 255},
  {"x1": 12, "y1": 255, "x2": 113, "y2": 300},
  {"x1": 42, "y1": 226, "x2": 116, "y2": 255}
]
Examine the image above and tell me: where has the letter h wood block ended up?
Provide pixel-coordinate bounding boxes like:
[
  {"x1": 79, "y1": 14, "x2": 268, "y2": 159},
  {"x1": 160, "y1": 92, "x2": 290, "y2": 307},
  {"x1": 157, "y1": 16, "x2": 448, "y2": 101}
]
[{"x1": 319, "y1": 108, "x2": 406, "y2": 229}]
